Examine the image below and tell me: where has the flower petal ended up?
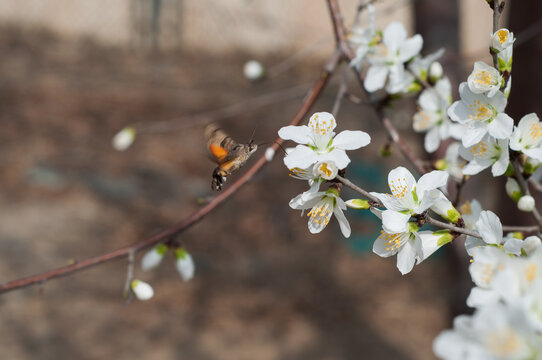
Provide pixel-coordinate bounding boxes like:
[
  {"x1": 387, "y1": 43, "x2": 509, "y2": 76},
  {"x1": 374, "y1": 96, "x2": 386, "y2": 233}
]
[
  {"x1": 334, "y1": 207, "x2": 351, "y2": 238},
  {"x1": 424, "y1": 127, "x2": 441, "y2": 153},
  {"x1": 332, "y1": 130, "x2": 371, "y2": 150},
  {"x1": 475, "y1": 210, "x2": 502, "y2": 245},
  {"x1": 382, "y1": 210, "x2": 410, "y2": 233},
  {"x1": 416, "y1": 170, "x2": 449, "y2": 198},
  {"x1": 462, "y1": 125, "x2": 487, "y2": 147},
  {"x1": 396, "y1": 239, "x2": 417, "y2": 275},
  {"x1": 364, "y1": 65, "x2": 389, "y2": 92},
  {"x1": 317, "y1": 148, "x2": 351, "y2": 169},
  {"x1": 417, "y1": 231, "x2": 442, "y2": 263},
  {"x1": 487, "y1": 113, "x2": 514, "y2": 139},
  {"x1": 383, "y1": 22, "x2": 407, "y2": 50},
  {"x1": 283, "y1": 145, "x2": 318, "y2": 169},
  {"x1": 398, "y1": 34, "x2": 423, "y2": 62},
  {"x1": 278, "y1": 125, "x2": 312, "y2": 144}
]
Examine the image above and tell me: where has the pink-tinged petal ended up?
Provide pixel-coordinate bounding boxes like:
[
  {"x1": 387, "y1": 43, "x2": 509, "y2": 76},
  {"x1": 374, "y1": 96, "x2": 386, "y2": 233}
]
[
  {"x1": 487, "y1": 113, "x2": 513, "y2": 139},
  {"x1": 416, "y1": 170, "x2": 448, "y2": 197},
  {"x1": 332, "y1": 130, "x2": 371, "y2": 150},
  {"x1": 447, "y1": 101, "x2": 471, "y2": 124},
  {"x1": 462, "y1": 126, "x2": 487, "y2": 147},
  {"x1": 283, "y1": 145, "x2": 318, "y2": 169},
  {"x1": 278, "y1": 125, "x2": 312, "y2": 144},
  {"x1": 333, "y1": 207, "x2": 351, "y2": 238},
  {"x1": 364, "y1": 65, "x2": 389, "y2": 92},
  {"x1": 382, "y1": 210, "x2": 410, "y2": 233},
  {"x1": 383, "y1": 22, "x2": 407, "y2": 50},
  {"x1": 475, "y1": 210, "x2": 502, "y2": 245},
  {"x1": 396, "y1": 239, "x2": 417, "y2": 275},
  {"x1": 424, "y1": 127, "x2": 441, "y2": 153},
  {"x1": 317, "y1": 148, "x2": 350, "y2": 169},
  {"x1": 398, "y1": 34, "x2": 423, "y2": 62}
]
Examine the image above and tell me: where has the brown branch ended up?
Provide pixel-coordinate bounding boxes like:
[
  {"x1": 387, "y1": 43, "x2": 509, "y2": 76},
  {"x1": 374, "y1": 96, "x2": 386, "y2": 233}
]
[
  {"x1": 327, "y1": 0, "x2": 427, "y2": 175},
  {"x1": 502, "y1": 225, "x2": 540, "y2": 233},
  {"x1": 0, "y1": 49, "x2": 342, "y2": 295}
]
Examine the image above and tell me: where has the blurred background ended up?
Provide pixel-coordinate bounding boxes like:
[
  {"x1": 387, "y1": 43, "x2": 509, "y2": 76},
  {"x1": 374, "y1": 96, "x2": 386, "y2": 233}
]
[{"x1": 0, "y1": 0, "x2": 541, "y2": 359}]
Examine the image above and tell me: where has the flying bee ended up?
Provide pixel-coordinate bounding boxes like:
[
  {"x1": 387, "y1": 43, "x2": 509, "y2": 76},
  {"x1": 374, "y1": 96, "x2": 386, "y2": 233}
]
[{"x1": 205, "y1": 124, "x2": 258, "y2": 191}]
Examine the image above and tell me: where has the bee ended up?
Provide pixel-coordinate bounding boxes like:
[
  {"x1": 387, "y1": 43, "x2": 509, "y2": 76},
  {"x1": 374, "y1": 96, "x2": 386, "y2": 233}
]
[{"x1": 205, "y1": 124, "x2": 258, "y2": 191}]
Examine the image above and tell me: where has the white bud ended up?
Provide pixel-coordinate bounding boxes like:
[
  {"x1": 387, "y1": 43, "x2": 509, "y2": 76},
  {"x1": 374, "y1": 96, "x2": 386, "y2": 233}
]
[
  {"x1": 518, "y1": 195, "x2": 536, "y2": 212},
  {"x1": 130, "y1": 279, "x2": 154, "y2": 301},
  {"x1": 243, "y1": 60, "x2": 265, "y2": 81},
  {"x1": 112, "y1": 127, "x2": 136, "y2": 151},
  {"x1": 313, "y1": 161, "x2": 338, "y2": 180},
  {"x1": 523, "y1": 236, "x2": 542, "y2": 255},
  {"x1": 175, "y1": 248, "x2": 195, "y2": 282},
  {"x1": 265, "y1": 147, "x2": 275, "y2": 162},
  {"x1": 429, "y1": 61, "x2": 443, "y2": 81},
  {"x1": 141, "y1": 244, "x2": 168, "y2": 271},
  {"x1": 505, "y1": 178, "x2": 522, "y2": 202}
]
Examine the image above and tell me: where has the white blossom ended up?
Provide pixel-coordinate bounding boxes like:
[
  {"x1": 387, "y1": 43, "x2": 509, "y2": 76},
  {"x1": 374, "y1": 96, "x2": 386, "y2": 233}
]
[
  {"x1": 458, "y1": 135, "x2": 509, "y2": 176},
  {"x1": 509, "y1": 113, "x2": 542, "y2": 162},
  {"x1": 363, "y1": 22, "x2": 422, "y2": 93},
  {"x1": 413, "y1": 77, "x2": 463, "y2": 152},
  {"x1": 370, "y1": 166, "x2": 449, "y2": 233},
  {"x1": 278, "y1": 112, "x2": 370, "y2": 170},
  {"x1": 467, "y1": 61, "x2": 502, "y2": 97},
  {"x1": 448, "y1": 82, "x2": 513, "y2": 147},
  {"x1": 371, "y1": 209, "x2": 449, "y2": 275},
  {"x1": 290, "y1": 188, "x2": 351, "y2": 238}
]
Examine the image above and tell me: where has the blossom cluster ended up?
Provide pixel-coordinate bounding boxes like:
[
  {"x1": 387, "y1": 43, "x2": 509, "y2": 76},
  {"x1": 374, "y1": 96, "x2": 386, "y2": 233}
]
[{"x1": 274, "y1": 4, "x2": 542, "y2": 357}]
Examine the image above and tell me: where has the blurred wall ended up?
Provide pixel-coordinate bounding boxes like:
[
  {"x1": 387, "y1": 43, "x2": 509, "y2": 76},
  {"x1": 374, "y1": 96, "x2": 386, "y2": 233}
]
[{"x1": 0, "y1": 0, "x2": 414, "y2": 55}]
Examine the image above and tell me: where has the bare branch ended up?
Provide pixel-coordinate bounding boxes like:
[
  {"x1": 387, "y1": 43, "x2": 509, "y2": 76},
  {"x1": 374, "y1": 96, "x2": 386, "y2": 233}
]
[{"x1": 0, "y1": 49, "x2": 343, "y2": 295}]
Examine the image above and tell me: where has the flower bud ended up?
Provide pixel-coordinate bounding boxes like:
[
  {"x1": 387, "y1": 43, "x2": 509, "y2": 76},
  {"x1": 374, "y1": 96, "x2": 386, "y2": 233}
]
[
  {"x1": 112, "y1": 127, "x2": 136, "y2": 151},
  {"x1": 523, "y1": 236, "x2": 542, "y2": 255},
  {"x1": 505, "y1": 178, "x2": 522, "y2": 202},
  {"x1": 243, "y1": 60, "x2": 265, "y2": 81},
  {"x1": 434, "y1": 229, "x2": 454, "y2": 246},
  {"x1": 313, "y1": 161, "x2": 338, "y2": 180},
  {"x1": 429, "y1": 61, "x2": 443, "y2": 83},
  {"x1": 524, "y1": 157, "x2": 540, "y2": 175},
  {"x1": 175, "y1": 248, "x2": 195, "y2": 282},
  {"x1": 434, "y1": 159, "x2": 447, "y2": 171},
  {"x1": 518, "y1": 195, "x2": 535, "y2": 212},
  {"x1": 430, "y1": 191, "x2": 461, "y2": 223},
  {"x1": 265, "y1": 147, "x2": 275, "y2": 162},
  {"x1": 130, "y1": 279, "x2": 154, "y2": 301},
  {"x1": 345, "y1": 199, "x2": 370, "y2": 210},
  {"x1": 380, "y1": 145, "x2": 392, "y2": 157},
  {"x1": 141, "y1": 244, "x2": 168, "y2": 271}
]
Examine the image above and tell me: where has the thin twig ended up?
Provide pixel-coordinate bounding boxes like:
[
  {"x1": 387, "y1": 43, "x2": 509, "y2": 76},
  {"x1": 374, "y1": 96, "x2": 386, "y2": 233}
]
[
  {"x1": 491, "y1": 0, "x2": 505, "y2": 69},
  {"x1": 123, "y1": 250, "x2": 136, "y2": 305},
  {"x1": 512, "y1": 158, "x2": 542, "y2": 229},
  {"x1": 502, "y1": 225, "x2": 540, "y2": 233},
  {"x1": 331, "y1": 70, "x2": 349, "y2": 117},
  {"x1": 381, "y1": 116, "x2": 427, "y2": 174},
  {"x1": 336, "y1": 175, "x2": 382, "y2": 205},
  {"x1": 0, "y1": 49, "x2": 343, "y2": 295}
]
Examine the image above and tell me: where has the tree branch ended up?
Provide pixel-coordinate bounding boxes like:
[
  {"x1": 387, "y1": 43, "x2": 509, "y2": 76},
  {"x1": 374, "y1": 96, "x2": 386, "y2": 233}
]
[{"x1": 0, "y1": 48, "x2": 342, "y2": 295}]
